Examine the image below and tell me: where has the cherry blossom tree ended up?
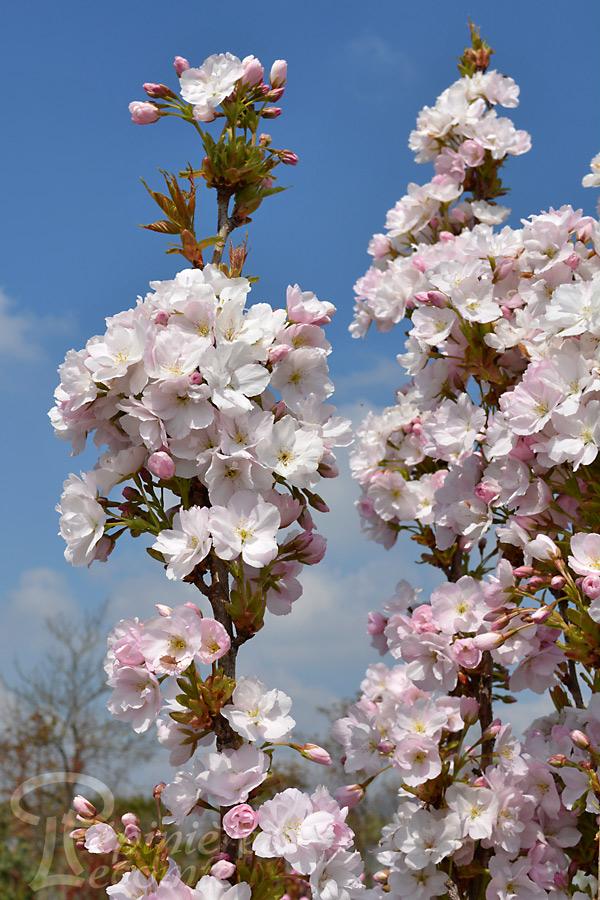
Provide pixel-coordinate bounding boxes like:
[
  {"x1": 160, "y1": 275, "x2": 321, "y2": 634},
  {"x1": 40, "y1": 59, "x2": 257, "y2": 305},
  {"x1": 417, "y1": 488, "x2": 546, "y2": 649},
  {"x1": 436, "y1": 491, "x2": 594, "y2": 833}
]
[
  {"x1": 51, "y1": 51, "x2": 360, "y2": 898},
  {"x1": 49, "y1": 24, "x2": 600, "y2": 900},
  {"x1": 342, "y1": 23, "x2": 600, "y2": 900}
]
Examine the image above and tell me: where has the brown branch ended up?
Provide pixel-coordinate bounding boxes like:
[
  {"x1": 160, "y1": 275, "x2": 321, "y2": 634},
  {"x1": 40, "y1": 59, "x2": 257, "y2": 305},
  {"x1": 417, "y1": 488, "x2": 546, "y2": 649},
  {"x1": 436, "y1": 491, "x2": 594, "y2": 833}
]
[
  {"x1": 212, "y1": 190, "x2": 235, "y2": 265},
  {"x1": 445, "y1": 877, "x2": 464, "y2": 900}
]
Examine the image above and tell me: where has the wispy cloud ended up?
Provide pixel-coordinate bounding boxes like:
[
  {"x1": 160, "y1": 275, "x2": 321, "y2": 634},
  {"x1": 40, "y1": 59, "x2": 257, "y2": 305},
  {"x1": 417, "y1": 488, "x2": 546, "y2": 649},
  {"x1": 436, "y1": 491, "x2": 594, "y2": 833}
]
[
  {"x1": 0, "y1": 287, "x2": 71, "y2": 362},
  {"x1": 344, "y1": 32, "x2": 415, "y2": 83}
]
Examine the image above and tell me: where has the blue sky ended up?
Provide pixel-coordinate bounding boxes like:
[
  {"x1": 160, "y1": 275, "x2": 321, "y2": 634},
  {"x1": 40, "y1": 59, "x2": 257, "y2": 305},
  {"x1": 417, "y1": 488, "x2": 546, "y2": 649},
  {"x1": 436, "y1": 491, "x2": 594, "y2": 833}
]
[{"x1": 1, "y1": 1, "x2": 599, "y2": 786}]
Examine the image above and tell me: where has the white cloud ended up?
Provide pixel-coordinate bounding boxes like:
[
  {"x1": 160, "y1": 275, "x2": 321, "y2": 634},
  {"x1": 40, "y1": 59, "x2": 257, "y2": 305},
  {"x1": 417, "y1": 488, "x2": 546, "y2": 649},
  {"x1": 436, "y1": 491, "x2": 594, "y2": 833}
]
[
  {"x1": 0, "y1": 287, "x2": 71, "y2": 362},
  {"x1": 0, "y1": 568, "x2": 79, "y2": 662},
  {"x1": 334, "y1": 357, "x2": 402, "y2": 400}
]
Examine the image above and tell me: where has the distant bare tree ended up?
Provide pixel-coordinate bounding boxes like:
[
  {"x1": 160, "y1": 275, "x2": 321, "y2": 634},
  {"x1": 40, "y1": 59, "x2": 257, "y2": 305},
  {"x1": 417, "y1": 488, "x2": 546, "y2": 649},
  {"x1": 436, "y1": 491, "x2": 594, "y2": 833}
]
[{"x1": 0, "y1": 605, "x2": 152, "y2": 808}]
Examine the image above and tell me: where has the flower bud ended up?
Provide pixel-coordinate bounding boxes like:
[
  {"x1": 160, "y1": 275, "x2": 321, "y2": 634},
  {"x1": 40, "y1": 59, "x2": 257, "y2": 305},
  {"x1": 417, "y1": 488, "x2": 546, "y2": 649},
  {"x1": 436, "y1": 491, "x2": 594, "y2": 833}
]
[
  {"x1": 296, "y1": 531, "x2": 327, "y2": 565},
  {"x1": 121, "y1": 812, "x2": 139, "y2": 827},
  {"x1": 570, "y1": 729, "x2": 591, "y2": 751},
  {"x1": 155, "y1": 603, "x2": 173, "y2": 617},
  {"x1": 334, "y1": 784, "x2": 364, "y2": 809},
  {"x1": 472, "y1": 632, "x2": 504, "y2": 650},
  {"x1": 270, "y1": 59, "x2": 287, "y2": 87},
  {"x1": 143, "y1": 83, "x2": 175, "y2": 99},
  {"x1": 93, "y1": 535, "x2": 114, "y2": 563},
  {"x1": 73, "y1": 795, "x2": 97, "y2": 819},
  {"x1": 223, "y1": 804, "x2": 258, "y2": 839},
  {"x1": 548, "y1": 754, "x2": 568, "y2": 767},
  {"x1": 550, "y1": 575, "x2": 566, "y2": 590},
  {"x1": 530, "y1": 605, "x2": 552, "y2": 624},
  {"x1": 211, "y1": 859, "x2": 236, "y2": 879},
  {"x1": 280, "y1": 150, "x2": 299, "y2": 166},
  {"x1": 262, "y1": 106, "x2": 282, "y2": 119},
  {"x1": 154, "y1": 310, "x2": 169, "y2": 326},
  {"x1": 460, "y1": 696, "x2": 480, "y2": 725},
  {"x1": 300, "y1": 743, "x2": 332, "y2": 766},
  {"x1": 513, "y1": 565, "x2": 535, "y2": 577},
  {"x1": 298, "y1": 507, "x2": 315, "y2": 531},
  {"x1": 241, "y1": 55, "x2": 264, "y2": 86},
  {"x1": 153, "y1": 782, "x2": 166, "y2": 800},
  {"x1": 265, "y1": 86, "x2": 285, "y2": 101},
  {"x1": 173, "y1": 56, "x2": 190, "y2": 75},
  {"x1": 69, "y1": 828, "x2": 87, "y2": 841},
  {"x1": 582, "y1": 574, "x2": 600, "y2": 600},
  {"x1": 147, "y1": 451, "x2": 175, "y2": 480},
  {"x1": 128, "y1": 101, "x2": 159, "y2": 125}
]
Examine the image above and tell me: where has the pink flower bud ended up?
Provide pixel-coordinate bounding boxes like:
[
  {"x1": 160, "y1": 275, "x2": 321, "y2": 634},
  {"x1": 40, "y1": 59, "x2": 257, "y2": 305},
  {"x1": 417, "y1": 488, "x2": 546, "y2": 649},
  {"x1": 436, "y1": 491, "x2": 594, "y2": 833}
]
[
  {"x1": 73, "y1": 795, "x2": 96, "y2": 819},
  {"x1": 154, "y1": 310, "x2": 169, "y2": 326},
  {"x1": 460, "y1": 696, "x2": 480, "y2": 725},
  {"x1": 570, "y1": 729, "x2": 591, "y2": 750},
  {"x1": 241, "y1": 55, "x2": 264, "y2": 86},
  {"x1": 550, "y1": 575, "x2": 566, "y2": 590},
  {"x1": 513, "y1": 565, "x2": 535, "y2": 577},
  {"x1": 528, "y1": 576, "x2": 549, "y2": 590},
  {"x1": 377, "y1": 739, "x2": 395, "y2": 754},
  {"x1": 147, "y1": 451, "x2": 175, "y2": 480},
  {"x1": 93, "y1": 535, "x2": 114, "y2": 562},
  {"x1": 210, "y1": 859, "x2": 236, "y2": 879},
  {"x1": 280, "y1": 150, "x2": 299, "y2": 166},
  {"x1": 69, "y1": 828, "x2": 87, "y2": 841},
  {"x1": 491, "y1": 614, "x2": 511, "y2": 631},
  {"x1": 481, "y1": 721, "x2": 502, "y2": 741},
  {"x1": 266, "y1": 86, "x2": 285, "y2": 101},
  {"x1": 128, "y1": 101, "x2": 159, "y2": 125},
  {"x1": 298, "y1": 507, "x2": 315, "y2": 531},
  {"x1": 548, "y1": 754, "x2": 568, "y2": 767},
  {"x1": 155, "y1": 603, "x2": 172, "y2": 617},
  {"x1": 222, "y1": 804, "x2": 258, "y2": 839},
  {"x1": 296, "y1": 531, "x2": 327, "y2": 564},
  {"x1": 530, "y1": 606, "x2": 552, "y2": 624},
  {"x1": 173, "y1": 56, "x2": 190, "y2": 75},
  {"x1": 334, "y1": 784, "x2": 364, "y2": 809},
  {"x1": 121, "y1": 813, "x2": 139, "y2": 828},
  {"x1": 270, "y1": 59, "x2": 287, "y2": 87},
  {"x1": 582, "y1": 574, "x2": 600, "y2": 600},
  {"x1": 300, "y1": 743, "x2": 332, "y2": 766},
  {"x1": 189, "y1": 371, "x2": 203, "y2": 385},
  {"x1": 262, "y1": 106, "x2": 282, "y2": 119},
  {"x1": 143, "y1": 83, "x2": 174, "y2": 99},
  {"x1": 472, "y1": 632, "x2": 504, "y2": 650}
]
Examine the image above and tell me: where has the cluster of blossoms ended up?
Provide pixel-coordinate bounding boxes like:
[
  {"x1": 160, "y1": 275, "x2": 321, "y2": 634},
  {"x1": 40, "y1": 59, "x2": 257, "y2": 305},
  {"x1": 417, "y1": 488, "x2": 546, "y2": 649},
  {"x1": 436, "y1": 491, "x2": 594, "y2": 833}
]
[
  {"x1": 53, "y1": 46, "x2": 370, "y2": 900},
  {"x1": 52, "y1": 264, "x2": 350, "y2": 616},
  {"x1": 351, "y1": 54, "x2": 530, "y2": 338},
  {"x1": 130, "y1": 53, "x2": 289, "y2": 129},
  {"x1": 340, "y1": 27, "x2": 600, "y2": 900}
]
